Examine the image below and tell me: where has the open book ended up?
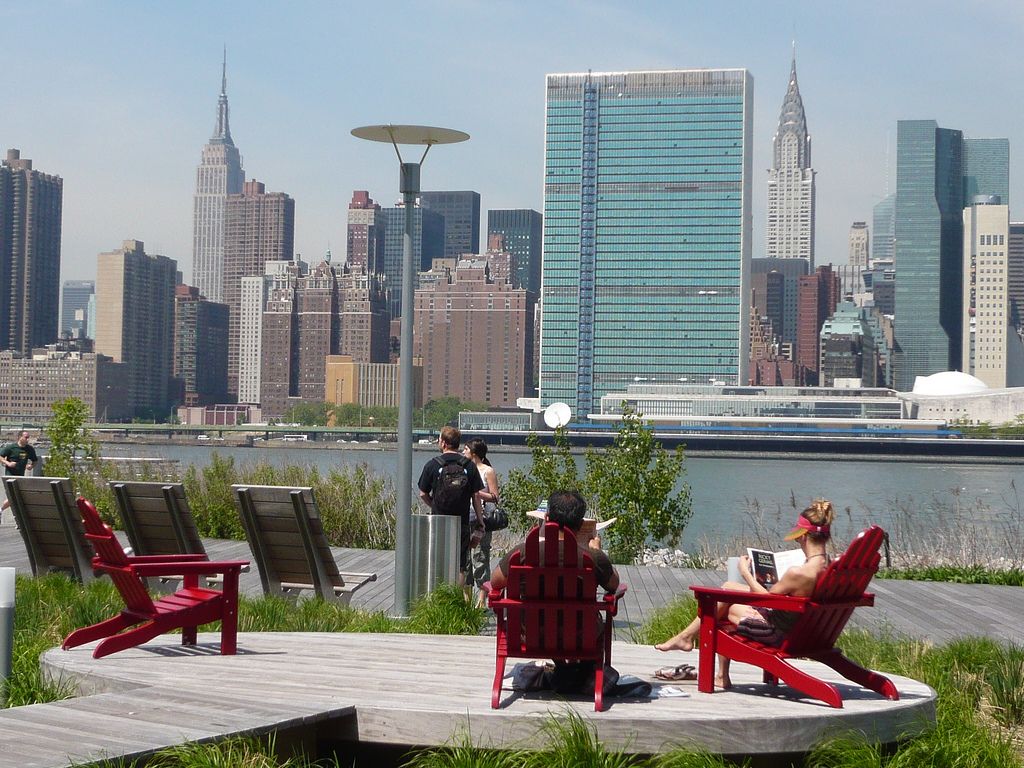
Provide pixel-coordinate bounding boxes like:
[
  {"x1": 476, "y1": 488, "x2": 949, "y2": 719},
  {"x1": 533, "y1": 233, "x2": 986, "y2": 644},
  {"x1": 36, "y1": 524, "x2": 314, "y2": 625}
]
[{"x1": 727, "y1": 549, "x2": 805, "y2": 586}]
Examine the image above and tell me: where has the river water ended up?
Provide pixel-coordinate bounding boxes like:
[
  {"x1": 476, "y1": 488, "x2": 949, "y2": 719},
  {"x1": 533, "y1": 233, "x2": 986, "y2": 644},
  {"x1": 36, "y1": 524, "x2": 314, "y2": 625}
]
[{"x1": 96, "y1": 442, "x2": 1024, "y2": 550}]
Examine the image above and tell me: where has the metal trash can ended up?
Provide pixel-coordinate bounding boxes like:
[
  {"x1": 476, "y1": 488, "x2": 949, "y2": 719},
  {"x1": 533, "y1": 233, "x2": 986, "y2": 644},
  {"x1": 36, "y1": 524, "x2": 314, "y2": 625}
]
[{"x1": 410, "y1": 513, "x2": 461, "y2": 601}]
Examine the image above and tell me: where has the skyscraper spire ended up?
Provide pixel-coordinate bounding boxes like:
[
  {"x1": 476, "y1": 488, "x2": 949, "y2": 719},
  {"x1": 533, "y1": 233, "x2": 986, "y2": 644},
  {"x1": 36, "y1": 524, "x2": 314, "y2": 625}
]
[
  {"x1": 773, "y1": 47, "x2": 810, "y2": 169},
  {"x1": 212, "y1": 48, "x2": 233, "y2": 145},
  {"x1": 765, "y1": 48, "x2": 816, "y2": 267}
]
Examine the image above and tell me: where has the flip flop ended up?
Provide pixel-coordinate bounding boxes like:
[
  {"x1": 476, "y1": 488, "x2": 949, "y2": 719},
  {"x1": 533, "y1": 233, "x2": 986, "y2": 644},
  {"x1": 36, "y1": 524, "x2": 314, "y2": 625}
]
[{"x1": 654, "y1": 664, "x2": 697, "y2": 681}]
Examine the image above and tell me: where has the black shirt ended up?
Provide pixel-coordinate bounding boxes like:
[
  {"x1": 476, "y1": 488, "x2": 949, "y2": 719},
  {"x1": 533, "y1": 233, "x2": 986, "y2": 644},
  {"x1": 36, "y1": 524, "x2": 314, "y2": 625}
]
[
  {"x1": 417, "y1": 452, "x2": 483, "y2": 522},
  {"x1": 1, "y1": 443, "x2": 37, "y2": 476}
]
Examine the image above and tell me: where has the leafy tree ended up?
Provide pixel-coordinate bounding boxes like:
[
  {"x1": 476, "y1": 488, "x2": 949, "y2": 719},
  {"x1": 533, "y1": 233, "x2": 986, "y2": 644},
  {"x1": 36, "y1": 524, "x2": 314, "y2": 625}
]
[
  {"x1": 584, "y1": 405, "x2": 692, "y2": 564},
  {"x1": 283, "y1": 401, "x2": 331, "y2": 426},
  {"x1": 501, "y1": 406, "x2": 692, "y2": 564},
  {"x1": 421, "y1": 396, "x2": 490, "y2": 429},
  {"x1": 501, "y1": 428, "x2": 581, "y2": 532},
  {"x1": 45, "y1": 397, "x2": 99, "y2": 476},
  {"x1": 330, "y1": 403, "x2": 398, "y2": 429}
]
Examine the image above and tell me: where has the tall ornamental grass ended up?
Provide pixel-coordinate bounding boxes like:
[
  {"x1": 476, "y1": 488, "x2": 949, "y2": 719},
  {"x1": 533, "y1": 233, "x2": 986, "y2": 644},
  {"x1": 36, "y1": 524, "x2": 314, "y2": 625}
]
[{"x1": 178, "y1": 453, "x2": 397, "y2": 549}]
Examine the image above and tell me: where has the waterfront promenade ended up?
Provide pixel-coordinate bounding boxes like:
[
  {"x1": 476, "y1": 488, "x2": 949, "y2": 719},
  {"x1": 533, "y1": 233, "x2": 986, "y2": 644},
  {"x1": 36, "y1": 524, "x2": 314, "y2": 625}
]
[
  {"x1": 3, "y1": 519, "x2": 1021, "y2": 766},
  {"x1": 1, "y1": 520, "x2": 1022, "y2": 644}
]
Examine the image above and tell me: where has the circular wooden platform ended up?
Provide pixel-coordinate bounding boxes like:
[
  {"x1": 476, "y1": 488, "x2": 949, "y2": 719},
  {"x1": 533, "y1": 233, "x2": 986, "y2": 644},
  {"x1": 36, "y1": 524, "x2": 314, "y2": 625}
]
[{"x1": 37, "y1": 632, "x2": 936, "y2": 763}]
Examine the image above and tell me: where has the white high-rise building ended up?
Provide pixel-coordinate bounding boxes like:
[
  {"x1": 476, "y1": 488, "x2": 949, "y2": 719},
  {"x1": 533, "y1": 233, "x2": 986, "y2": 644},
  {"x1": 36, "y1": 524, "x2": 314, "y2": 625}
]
[
  {"x1": 237, "y1": 259, "x2": 302, "y2": 404},
  {"x1": 766, "y1": 53, "x2": 815, "y2": 267},
  {"x1": 962, "y1": 198, "x2": 1024, "y2": 387},
  {"x1": 192, "y1": 54, "x2": 244, "y2": 303},
  {"x1": 848, "y1": 222, "x2": 869, "y2": 268}
]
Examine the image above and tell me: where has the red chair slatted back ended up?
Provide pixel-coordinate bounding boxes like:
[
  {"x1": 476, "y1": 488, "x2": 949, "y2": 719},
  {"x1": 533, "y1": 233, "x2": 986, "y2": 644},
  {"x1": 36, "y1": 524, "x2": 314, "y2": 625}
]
[
  {"x1": 503, "y1": 522, "x2": 600, "y2": 658},
  {"x1": 77, "y1": 498, "x2": 155, "y2": 614},
  {"x1": 781, "y1": 525, "x2": 884, "y2": 655}
]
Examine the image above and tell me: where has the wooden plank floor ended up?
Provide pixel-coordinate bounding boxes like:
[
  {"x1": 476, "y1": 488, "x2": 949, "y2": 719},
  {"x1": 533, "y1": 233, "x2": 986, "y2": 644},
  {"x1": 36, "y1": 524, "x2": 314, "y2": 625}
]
[
  {"x1": 25, "y1": 632, "x2": 934, "y2": 768},
  {"x1": 2, "y1": 519, "x2": 1024, "y2": 643}
]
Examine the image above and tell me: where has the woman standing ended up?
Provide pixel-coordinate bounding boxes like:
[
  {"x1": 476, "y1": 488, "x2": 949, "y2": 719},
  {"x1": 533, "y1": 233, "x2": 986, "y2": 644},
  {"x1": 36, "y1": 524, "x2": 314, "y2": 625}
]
[{"x1": 463, "y1": 438, "x2": 499, "y2": 606}]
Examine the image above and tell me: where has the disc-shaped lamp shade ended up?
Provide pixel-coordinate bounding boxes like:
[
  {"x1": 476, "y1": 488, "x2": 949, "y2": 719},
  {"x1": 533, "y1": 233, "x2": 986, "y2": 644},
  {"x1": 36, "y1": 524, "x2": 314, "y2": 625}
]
[{"x1": 351, "y1": 124, "x2": 469, "y2": 146}]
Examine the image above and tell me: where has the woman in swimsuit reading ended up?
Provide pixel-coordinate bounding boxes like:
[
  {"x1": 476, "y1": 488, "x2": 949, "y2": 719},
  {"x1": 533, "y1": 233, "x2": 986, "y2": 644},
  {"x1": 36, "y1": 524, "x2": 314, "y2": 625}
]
[{"x1": 655, "y1": 499, "x2": 835, "y2": 689}]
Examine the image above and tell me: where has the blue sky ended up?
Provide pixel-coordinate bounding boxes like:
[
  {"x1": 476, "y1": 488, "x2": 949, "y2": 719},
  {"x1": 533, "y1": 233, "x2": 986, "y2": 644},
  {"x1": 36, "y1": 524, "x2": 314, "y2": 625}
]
[{"x1": 5, "y1": 1, "x2": 1024, "y2": 283}]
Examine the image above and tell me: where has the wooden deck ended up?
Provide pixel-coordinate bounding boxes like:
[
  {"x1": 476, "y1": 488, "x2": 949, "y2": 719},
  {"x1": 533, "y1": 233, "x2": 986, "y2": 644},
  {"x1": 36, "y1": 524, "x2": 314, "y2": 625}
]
[
  {"x1": 2, "y1": 517, "x2": 1022, "y2": 766},
  {"x1": 28, "y1": 633, "x2": 934, "y2": 768}
]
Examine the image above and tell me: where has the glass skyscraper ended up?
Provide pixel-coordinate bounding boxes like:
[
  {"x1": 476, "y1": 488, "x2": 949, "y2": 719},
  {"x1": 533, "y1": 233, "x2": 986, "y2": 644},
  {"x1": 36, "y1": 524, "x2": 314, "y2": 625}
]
[
  {"x1": 540, "y1": 70, "x2": 752, "y2": 417},
  {"x1": 963, "y1": 138, "x2": 1009, "y2": 206},
  {"x1": 871, "y1": 194, "x2": 896, "y2": 262},
  {"x1": 892, "y1": 120, "x2": 964, "y2": 392},
  {"x1": 487, "y1": 208, "x2": 542, "y2": 293}
]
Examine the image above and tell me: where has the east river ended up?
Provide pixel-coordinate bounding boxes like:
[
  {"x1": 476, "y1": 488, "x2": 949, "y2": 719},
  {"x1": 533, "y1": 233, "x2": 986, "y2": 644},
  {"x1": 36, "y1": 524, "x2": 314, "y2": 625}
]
[{"x1": 95, "y1": 441, "x2": 1024, "y2": 549}]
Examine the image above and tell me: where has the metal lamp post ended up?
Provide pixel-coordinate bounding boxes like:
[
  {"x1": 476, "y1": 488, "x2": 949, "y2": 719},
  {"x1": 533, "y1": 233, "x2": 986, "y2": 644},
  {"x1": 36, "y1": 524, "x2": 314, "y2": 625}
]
[{"x1": 351, "y1": 124, "x2": 469, "y2": 616}]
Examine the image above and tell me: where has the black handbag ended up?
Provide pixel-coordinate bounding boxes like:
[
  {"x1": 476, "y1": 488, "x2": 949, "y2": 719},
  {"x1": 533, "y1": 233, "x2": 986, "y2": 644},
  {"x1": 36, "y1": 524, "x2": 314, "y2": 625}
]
[{"x1": 483, "y1": 502, "x2": 509, "y2": 532}]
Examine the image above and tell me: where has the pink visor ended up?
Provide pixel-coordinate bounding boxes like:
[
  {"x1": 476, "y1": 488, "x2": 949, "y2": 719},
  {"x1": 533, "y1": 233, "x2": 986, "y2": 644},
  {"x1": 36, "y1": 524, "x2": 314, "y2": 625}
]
[{"x1": 784, "y1": 516, "x2": 830, "y2": 541}]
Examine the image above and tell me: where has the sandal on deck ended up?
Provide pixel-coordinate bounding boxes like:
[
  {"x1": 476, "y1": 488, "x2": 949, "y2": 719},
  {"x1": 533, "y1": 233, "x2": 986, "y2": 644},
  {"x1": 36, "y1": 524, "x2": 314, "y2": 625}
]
[{"x1": 654, "y1": 664, "x2": 697, "y2": 681}]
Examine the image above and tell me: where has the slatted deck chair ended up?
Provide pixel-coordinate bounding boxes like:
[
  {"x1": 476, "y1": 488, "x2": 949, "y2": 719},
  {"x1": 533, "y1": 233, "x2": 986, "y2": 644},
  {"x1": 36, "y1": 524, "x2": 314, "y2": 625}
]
[
  {"x1": 690, "y1": 525, "x2": 900, "y2": 709},
  {"x1": 5, "y1": 476, "x2": 95, "y2": 583},
  {"x1": 108, "y1": 480, "x2": 244, "y2": 589},
  {"x1": 62, "y1": 497, "x2": 248, "y2": 659},
  {"x1": 232, "y1": 484, "x2": 377, "y2": 605},
  {"x1": 110, "y1": 481, "x2": 207, "y2": 559},
  {"x1": 487, "y1": 521, "x2": 627, "y2": 711}
]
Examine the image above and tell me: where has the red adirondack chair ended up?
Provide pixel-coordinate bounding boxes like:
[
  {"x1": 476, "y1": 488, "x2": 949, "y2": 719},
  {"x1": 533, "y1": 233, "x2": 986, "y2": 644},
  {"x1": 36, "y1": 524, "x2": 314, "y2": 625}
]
[
  {"x1": 488, "y1": 521, "x2": 627, "y2": 711},
  {"x1": 62, "y1": 498, "x2": 249, "y2": 659},
  {"x1": 690, "y1": 525, "x2": 899, "y2": 708}
]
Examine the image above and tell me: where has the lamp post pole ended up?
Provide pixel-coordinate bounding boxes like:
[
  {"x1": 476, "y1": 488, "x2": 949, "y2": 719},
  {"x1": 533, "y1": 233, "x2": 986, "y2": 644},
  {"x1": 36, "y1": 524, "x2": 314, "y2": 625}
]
[
  {"x1": 395, "y1": 160, "x2": 419, "y2": 615},
  {"x1": 351, "y1": 125, "x2": 468, "y2": 616}
]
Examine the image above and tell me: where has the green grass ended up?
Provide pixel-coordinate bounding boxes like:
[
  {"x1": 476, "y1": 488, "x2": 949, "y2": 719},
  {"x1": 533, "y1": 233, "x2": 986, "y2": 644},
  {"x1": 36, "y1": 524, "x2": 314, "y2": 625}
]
[
  {"x1": 75, "y1": 734, "x2": 344, "y2": 767},
  {"x1": 878, "y1": 566, "x2": 1024, "y2": 586},
  {"x1": 628, "y1": 595, "x2": 696, "y2": 645}
]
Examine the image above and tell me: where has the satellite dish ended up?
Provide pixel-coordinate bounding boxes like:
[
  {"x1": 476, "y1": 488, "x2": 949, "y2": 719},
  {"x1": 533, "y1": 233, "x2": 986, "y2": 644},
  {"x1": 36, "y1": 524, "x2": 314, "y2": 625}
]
[{"x1": 543, "y1": 402, "x2": 572, "y2": 429}]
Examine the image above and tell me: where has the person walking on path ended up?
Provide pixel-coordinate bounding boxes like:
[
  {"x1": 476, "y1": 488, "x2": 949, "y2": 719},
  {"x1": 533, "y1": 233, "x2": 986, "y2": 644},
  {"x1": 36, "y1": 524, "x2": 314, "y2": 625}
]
[
  {"x1": 463, "y1": 438, "x2": 499, "y2": 607},
  {"x1": 1, "y1": 430, "x2": 37, "y2": 522},
  {"x1": 417, "y1": 426, "x2": 484, "y2": 591}
]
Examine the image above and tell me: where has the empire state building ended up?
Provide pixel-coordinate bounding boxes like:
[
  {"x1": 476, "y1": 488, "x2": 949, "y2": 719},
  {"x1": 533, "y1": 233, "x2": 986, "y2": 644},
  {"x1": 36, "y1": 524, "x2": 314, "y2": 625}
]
[
  {"x1": 766, "y1": 52, "x2": 815, "y2": 267},
  {"x1": 192, "y1": 54, "x2": 244, "y2": 303}
]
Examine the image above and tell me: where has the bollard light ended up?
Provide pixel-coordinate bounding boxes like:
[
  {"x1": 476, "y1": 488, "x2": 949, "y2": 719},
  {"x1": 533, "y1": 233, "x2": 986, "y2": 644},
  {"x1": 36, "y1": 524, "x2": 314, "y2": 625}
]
[{"x1": 0, "y1": 567, "x2": 15, "y2": 705}]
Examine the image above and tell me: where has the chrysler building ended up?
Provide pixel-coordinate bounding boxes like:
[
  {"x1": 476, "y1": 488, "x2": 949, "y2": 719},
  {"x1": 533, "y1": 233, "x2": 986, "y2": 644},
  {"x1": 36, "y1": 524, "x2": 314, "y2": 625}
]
[
  {"x1": 766, "y1": 51, "x2": 815, "y2": 267},
  {"x1": 192, "y1": 52, "x2": 244, "y2": 303}
]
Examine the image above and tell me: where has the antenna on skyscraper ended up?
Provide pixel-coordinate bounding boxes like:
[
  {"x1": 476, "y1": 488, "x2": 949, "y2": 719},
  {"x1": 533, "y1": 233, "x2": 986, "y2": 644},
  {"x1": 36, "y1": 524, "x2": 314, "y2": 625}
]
[{"x1": 880, "y1": 130, "x2": 888, "y2": 196}]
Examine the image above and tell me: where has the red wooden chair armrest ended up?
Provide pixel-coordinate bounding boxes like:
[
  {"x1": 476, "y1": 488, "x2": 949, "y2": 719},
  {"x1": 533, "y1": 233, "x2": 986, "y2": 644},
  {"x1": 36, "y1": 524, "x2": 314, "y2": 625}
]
[
  {"x1": 130, "y1": 560, "x2": 249, "y2": 578},
  {"x1": 690, "y1": 585, "x2": 875, "y2": 612},
  {"x1": 126, "y1": 554, "x2": 210, "y2": 563}
]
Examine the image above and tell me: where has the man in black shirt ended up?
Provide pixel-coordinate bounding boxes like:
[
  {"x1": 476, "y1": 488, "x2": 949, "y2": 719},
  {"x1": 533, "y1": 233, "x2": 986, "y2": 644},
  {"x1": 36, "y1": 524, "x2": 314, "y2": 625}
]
[
  {"x1": 417, "y1": 426, "x2": 483, "y2": 586},
  {"x1": 1, "y1": 430, "x2": 38, "y2": 520}
]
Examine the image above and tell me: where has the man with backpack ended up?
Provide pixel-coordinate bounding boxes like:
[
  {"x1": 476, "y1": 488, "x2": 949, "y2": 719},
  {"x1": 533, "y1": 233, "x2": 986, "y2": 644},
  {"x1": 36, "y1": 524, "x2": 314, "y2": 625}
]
[{"x1": 417, "y1": 426, "x2": 484, "y2": 587}]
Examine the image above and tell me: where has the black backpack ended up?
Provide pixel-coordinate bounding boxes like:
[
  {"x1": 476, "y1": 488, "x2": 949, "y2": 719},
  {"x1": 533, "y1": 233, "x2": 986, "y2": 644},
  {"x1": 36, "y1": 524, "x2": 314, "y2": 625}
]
[{"x1": 432, "y1": 458, "x2": 471, "y2": 513}]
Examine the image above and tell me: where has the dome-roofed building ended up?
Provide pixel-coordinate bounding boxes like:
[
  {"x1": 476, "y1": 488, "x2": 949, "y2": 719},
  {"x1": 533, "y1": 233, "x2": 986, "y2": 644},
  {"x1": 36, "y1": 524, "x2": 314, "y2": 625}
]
[
  {"x1": 911, "y1": 371, "x2": 989, "y2": 396},
  {"x1": 901, "y1": 370, "x2": 1024, "y2": 424}
]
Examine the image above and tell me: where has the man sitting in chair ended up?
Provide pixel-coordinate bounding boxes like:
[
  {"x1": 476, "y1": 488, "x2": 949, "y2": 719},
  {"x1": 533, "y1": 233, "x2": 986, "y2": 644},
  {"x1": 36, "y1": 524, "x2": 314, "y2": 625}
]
[{"x1": 490, "y1": 490, "x2": 620, "y2": 692}]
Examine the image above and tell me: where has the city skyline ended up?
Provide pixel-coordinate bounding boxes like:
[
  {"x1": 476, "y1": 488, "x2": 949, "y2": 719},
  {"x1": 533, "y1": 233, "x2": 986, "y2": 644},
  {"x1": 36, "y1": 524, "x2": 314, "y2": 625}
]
[{"x1": 6, "y1": 2, "x2": 1024, "y2": 285}]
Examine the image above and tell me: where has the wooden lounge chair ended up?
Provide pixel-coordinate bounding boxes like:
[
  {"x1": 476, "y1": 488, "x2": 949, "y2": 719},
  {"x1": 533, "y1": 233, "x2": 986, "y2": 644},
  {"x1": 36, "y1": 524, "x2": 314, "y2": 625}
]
[
  {"x1": 487, "y1": 521, "x2": 627, "y2": 711},
  {"x1": 5, "y1": 476, "x2": 95, "y2": 583},
  {"x1": 690, "y1": 525, "x2": 900, "y2": 708},
  {"x1": 110, "y1": 481, "x2": 207, "y2": 559},
  {"x1": 62, "y1": 497, "x2": 248, "y2": 658},
  {"x1": 232, "y1": 484, "x2": 377, "y2": 605}
]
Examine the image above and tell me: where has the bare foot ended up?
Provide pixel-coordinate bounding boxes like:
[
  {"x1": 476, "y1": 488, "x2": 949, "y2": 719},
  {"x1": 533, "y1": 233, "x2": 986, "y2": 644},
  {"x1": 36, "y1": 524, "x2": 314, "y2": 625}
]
[
  {"x1": 715, "y1": 674, "x2": 732, "y2": 690},
  {"x1": 655, "y1": 634, "x2": 694, "y2": 653}
]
